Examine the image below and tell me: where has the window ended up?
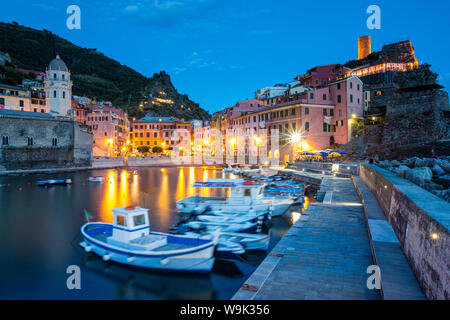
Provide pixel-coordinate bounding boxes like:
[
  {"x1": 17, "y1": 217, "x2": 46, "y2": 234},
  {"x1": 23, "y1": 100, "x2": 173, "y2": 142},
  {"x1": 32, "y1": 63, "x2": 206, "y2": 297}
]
[
  {"x1": 0, "y1": 97, "x2": 4, "y2": 105},
  {"x1": 323, "y1": 109, "x2": 327, "y2": 116},
  {"x1": 350, "y1": 94, "x2": 353, "y2": 103},
  {"x1": 2, "y1": 136, "x2": 9, "y2": 145},
  {"x1": 133, "y1": 215, "x2": 146, "y2": 226},
  {"x1": 305, "y1": 122, "x2": 310, "y2": 131},
  {"x1": 147, "y1": 133, "x2": 150, "y2": 138},
  {"x1": 357, "y1": 84, "x2": 360, "y2": 91},
  {"x1": 116, "y1": 215, "x2": 126, "y2": 227},
  {"x1": 140, "y1": 133, "x2": 143, "y2": 138},
  {"x1": 305, "y1": 107, "x2": 309, "y2": 115},
  {"x1": 27, "y1": 137, "x2": 34, "y2": 146},
  {"x1": 244, "y1": 189, "x2": 251, "y2": 197},
  {"x1": 292, "y1": 123, "x2": 296, "y2": 130},
  {"x1": 53, "y1": 73, "x2": 57, "y2": 79},
  {"x1": 341, "y1": 120, "x2": 344, "y2": 126},
  {"x1": 350, "y1": 82, "x2": 353, "y2": 89},
  {"x1": 285, "y1": 110, "x2": 288, "y2": 116},
  {"x1": 330, "y1": 109, "x2": 334, "y2": 116},
  {"x1": 337, "y1": 95, "x2": 341, "y2": 103},
  {"x1": 337, "y1": 83, "x2": 341, "y2": 90},
  {"x1": 339, "y1": 109, "x2": 342, "y2": 116},
  {"x1": 291, "y1": 108, "x2": 295, "y2": 115},
  {"x1": 52, "y1": 138, "x2": 58, "y2": 146},
  {"x1": 376, "y1": 91, "x2": 383, "y2": 96},
  {"x1": 20, "y1": 100, "x2": 24, "y2": 107},
  {"x1": 309, "y1": 93, "x2": 314, "y2": 99},
  {"x1": 154, "y1": 132, "x2": 157, "y2": 138},
  {"x1": 323, "y1": 123, "x2": 327, "y2": 132},
  {"x1": 63, "y1": 91, "x2": 65, "y2": 99},
  {"x1": 53, "y1": 91, "x2": 56, "y2": 98},
  {"x1": 62, "y1": 74, "x2": 65, "y2": 80},
  {"x1": 323, "y1": 94, "x2": 327, "y2": 100}
]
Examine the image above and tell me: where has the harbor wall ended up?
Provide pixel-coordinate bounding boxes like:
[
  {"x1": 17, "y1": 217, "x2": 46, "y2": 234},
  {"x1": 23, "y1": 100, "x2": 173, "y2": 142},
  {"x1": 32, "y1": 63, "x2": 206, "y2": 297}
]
[
  {"x1": 290, "y1": 161, "x2": 359, "y2": 175},
  {"x1": 359, "y1": 163, "x2": 450, "y2": 299}
]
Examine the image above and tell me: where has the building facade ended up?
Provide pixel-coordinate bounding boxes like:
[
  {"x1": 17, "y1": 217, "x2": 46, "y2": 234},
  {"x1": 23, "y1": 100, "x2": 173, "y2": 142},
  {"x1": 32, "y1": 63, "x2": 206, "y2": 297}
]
[
  {"x1": 131, "y1": 116, "x2": 192, "y2": 154},
  {"x1": 0, "y1": 109, "x2": 92, "y2": 170}
]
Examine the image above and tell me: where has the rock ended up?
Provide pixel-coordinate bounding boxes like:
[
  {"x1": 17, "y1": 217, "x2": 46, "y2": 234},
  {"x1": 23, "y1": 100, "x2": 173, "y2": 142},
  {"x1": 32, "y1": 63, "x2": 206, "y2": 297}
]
[
  {"x1": 391, "y1": 160, "x2": 400, "y2": 167},
  {"x1": 431, "y1": 164, "x2": 446, "y2": 176},
  {"x1": 405, "y1": 157, "x2": 421, "y2": 168},
  {"x1": 423, "y1": 181, "x2": 444, "y2": 192},
  {"x1": 422, "y1": 158, "x2": 436, "y2": 168},
  {"x1": 395, "y1": 165, "x2": 410, "y2": 178},
  {"x1": 436, "y1": 161, "x2": 450, "y2": 173},
  {"x1": 405, "y1": 167, "x2": 433, "y2": 186}
]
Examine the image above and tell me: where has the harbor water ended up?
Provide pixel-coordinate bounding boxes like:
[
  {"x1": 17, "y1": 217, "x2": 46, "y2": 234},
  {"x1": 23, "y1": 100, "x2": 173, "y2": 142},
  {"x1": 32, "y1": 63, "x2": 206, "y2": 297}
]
[{"x1": 0, "y1": 166, "x2": 309, "y2": 299}]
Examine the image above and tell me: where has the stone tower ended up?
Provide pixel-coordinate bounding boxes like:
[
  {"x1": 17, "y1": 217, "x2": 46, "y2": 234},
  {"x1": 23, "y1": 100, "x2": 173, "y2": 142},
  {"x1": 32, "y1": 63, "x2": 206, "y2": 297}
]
[
  {"x1": 44, "y1": 55, "x2": 73, "y2": 118},
  {"x1": 358, "y1": 36, "x2": 371, "y2": 60}
]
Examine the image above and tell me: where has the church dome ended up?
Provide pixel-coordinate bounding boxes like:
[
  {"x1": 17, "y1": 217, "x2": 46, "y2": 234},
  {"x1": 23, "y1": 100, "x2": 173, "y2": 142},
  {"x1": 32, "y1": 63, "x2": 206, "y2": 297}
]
[{"x1": 48, "y1": 54, "x2": 68, "y2": 72}]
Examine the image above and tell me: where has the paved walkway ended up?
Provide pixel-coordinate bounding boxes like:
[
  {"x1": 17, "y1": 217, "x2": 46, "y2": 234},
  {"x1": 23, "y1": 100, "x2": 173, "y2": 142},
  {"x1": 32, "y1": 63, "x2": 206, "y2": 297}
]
[{"x1": 233, "y1": 176, "x2": 381, "y2": 300}]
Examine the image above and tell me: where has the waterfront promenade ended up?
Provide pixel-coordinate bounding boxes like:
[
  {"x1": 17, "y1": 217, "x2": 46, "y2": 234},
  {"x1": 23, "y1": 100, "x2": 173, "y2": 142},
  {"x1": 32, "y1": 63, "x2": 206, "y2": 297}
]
[{"x1": 234, "y1": 175, "x2": 380, "y2": 299}]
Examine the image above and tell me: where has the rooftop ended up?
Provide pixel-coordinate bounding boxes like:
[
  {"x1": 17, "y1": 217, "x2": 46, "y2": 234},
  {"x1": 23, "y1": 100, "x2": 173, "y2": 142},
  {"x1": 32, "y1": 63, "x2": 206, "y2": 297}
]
[{"x1": 0, "y1": 109, "x2": 54, "y2": 119}]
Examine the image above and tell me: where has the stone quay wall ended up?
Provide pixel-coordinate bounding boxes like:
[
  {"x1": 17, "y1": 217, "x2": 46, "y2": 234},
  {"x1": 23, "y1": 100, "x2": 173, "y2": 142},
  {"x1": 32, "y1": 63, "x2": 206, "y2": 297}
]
[
  {"x1": 0, "y1": 116, "x2": 92, "y2": 170},
  {"x1": 360, "y1": 163, "x2": 449, "y2": 299}
]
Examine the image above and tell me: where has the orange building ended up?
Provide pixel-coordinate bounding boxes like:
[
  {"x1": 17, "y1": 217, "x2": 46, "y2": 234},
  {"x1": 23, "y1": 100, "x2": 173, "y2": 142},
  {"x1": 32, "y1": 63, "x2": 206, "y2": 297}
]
[{"x1": 131, "y1": 116, "x2": 192, "y2": 153}]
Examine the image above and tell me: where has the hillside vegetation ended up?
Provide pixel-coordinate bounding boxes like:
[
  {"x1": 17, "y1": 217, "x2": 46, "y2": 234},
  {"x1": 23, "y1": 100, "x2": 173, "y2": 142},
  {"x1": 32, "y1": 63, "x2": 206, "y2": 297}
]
[{"x1": 0, "y1": 22, "x2": 209, "y2": 120}]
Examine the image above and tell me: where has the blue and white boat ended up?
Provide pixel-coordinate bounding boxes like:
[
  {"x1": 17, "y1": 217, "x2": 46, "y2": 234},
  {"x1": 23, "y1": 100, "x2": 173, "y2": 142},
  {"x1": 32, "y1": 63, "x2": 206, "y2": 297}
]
[
  {"x1": 80, "y1": 206, "x2": 219, "y2": 273},
  {"x1": 37, "y1": 179, "x2": 71, "y2": 187},
  {"x1": 176, "y1": 178, "x2": 271, "y2": 215},
  {"x1": 184, "y1": 220, "x2": 259, "y2": 233}
]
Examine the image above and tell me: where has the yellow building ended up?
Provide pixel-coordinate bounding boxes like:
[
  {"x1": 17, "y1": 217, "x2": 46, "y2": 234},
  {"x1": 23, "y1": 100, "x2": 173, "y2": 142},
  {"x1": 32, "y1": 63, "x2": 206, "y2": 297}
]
[{"x1": 0, "y1": 84, "x2": 31, "y2": 111}]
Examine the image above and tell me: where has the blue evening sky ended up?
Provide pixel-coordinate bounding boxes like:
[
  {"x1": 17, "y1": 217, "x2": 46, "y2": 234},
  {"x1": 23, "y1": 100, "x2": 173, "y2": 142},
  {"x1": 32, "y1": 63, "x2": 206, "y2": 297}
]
[{"x1": 1, "y1": 0, "x2": 449, "y2": 113}]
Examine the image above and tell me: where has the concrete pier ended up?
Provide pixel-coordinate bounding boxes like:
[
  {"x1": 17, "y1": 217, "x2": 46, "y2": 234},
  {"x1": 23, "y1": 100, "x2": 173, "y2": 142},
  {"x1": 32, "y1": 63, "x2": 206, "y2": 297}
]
[{"x1": 233, "y1": 171, "x2": 426, "y2": 300}]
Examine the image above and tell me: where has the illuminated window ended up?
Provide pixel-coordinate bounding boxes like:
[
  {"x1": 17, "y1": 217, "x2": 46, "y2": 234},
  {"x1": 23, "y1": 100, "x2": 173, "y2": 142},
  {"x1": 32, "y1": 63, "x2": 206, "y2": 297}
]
[{"x1": 116, "y1": 215, "x2": 126, "y2": 227}]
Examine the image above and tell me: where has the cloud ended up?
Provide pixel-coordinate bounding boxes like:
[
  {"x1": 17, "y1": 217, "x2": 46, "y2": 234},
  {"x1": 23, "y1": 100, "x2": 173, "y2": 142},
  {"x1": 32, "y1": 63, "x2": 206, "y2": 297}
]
[{"x1": 119, "y1": 0, "x2": 221, "y2": 28}]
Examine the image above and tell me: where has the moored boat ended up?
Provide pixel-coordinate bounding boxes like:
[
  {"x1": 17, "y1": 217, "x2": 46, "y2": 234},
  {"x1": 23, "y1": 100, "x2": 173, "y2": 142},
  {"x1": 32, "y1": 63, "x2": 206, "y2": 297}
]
[
  {"x1": 176, "y1": 178, "x2": 271, "y2": 215},
  {"x1": 80, "y1": 206, "x2": 218, "y2": 273},
  {"x1": 88, "y1": 176, "x2": 104, "y2": 183}
]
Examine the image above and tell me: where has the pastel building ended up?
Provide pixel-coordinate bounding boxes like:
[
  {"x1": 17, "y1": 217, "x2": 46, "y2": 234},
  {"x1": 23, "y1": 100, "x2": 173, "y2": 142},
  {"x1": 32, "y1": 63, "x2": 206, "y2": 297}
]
[
  {"x1": 229, "y1": 71, "x2": 363, "y2": 164},
  {"x1": 83, "y1": 105, "x2": 130, "y2": 157},
  {"x1": 131, "y1": 116, "x2": 192, "y2": 154}
]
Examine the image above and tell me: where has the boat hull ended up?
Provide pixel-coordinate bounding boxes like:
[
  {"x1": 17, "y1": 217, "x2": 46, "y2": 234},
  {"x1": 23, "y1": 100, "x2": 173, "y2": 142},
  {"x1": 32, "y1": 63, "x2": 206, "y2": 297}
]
[{"x1": 80, "y1": 223, "x2": 216, "y2": 273}]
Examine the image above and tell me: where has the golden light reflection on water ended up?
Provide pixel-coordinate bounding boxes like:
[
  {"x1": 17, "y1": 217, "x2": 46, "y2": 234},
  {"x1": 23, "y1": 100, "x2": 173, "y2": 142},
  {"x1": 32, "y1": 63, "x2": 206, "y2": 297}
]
[
  {"x1": 176, "y1": 168, "x2": 185, "y2": 201},
  {"x1": 157, "y1": 168, "x2": 170, "y2": 226}
]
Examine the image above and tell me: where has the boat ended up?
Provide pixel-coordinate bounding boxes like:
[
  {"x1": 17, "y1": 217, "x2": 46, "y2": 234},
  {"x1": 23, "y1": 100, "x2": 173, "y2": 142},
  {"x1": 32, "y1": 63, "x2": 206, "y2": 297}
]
[
  {"x1": 220, "y1": 231, "x2": 270, "y2": 251},
  {"x1": 184, "y1": 220, "x2": 260, "y2": 233},
  {"x1": 176, "y1": 178, "x2": 271, "y2": 215},
  {"x1": 37, "y1": 179, "x2": 56, "y2": 187},
  {"x1": 52, "y1": 179, "x2": 72, "y2": 185},
  {"x1": 88, "y1": 176, "x2": 105, "y2": 183},
  {"x1": 202, "y1": 207, "x2": 271, "y2": 221},
  {"x1": 196, "y1": 213, "x2": 264, "y2": 224},
  {"x1": 36, "y1": 178, "x2": 72, "y2": 187},
  {"x1": 79, "y1": 206, "x2": 219, "y2": 273},
  {"x1": 185, "y1": 231, "x2": 270, "y2": 252}
]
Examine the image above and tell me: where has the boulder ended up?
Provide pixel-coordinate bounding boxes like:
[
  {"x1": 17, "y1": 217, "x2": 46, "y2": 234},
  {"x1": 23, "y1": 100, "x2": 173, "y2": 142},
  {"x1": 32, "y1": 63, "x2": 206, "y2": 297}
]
[
  {"x1": 405, "y1": 167, "x2": 433, "y2": 186},
  {"x1": 431, "y1": 164, "x2": 446, "y2": 176},
  {"x1": 391, "y1": 160, "x2": 400, "y2": 167},
  {"x1": 422, "y1": 158, "x2": 436, "y2": 168},
  {"x1": 395, "y1": 165, "x2": 410, "y2": 178}
]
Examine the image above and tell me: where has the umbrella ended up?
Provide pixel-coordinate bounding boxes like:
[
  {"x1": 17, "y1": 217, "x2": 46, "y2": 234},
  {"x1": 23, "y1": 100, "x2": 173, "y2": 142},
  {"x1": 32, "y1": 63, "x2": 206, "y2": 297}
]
[
  {"x1": 300, "y1": 151, "x2": 315, "y2": 156},
  {"x1": 333, "y1": 150, "x2": 347, "y2": 155},
  {"x1": 315, "y1": 151, "x2": 328, "y2": 158},
  {"x1": 328, "y1": 152, "x2": 342, "y2": 157}
]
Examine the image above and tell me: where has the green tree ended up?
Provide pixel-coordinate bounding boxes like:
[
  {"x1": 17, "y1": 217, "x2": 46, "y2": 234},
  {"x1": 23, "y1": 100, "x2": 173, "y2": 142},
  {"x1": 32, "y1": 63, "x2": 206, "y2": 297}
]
[
  {"x1": 137, "y1": 146, "x2": 150, "y2": 154},
  {"x1": 152, "y1": 146, "x2": 163, "y2": 154}
]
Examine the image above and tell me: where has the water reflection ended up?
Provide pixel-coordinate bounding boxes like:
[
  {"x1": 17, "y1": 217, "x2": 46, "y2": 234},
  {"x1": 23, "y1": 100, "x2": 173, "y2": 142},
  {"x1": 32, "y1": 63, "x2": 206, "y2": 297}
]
[{"x1": 0, "y1": 166, "x2": 299, "y2": 299}]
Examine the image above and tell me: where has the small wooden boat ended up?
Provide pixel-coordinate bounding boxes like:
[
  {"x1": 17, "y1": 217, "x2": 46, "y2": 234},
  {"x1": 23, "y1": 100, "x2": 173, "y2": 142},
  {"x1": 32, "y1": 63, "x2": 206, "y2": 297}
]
[
  {"x1": 220, "y1": 231, "x2": 270, "y2": 251},
  {"x1": 88, "y1": 176, "x2": 104, "y2": 183},
  {"x1": 80, "y1": 206, "x2": 218, "y2": 273},
  {"x1": 52, "y1": 179, "x2": 72, "y2": 185}
]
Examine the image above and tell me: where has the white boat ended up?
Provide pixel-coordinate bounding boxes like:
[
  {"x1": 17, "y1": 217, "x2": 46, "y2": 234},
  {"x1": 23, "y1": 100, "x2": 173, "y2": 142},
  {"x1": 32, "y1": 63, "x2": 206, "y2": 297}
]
[
  {"x1": 263, "y1": 195, "x2": 295, "y2": 217},
  {"x1": 205, "y1": 208, "x2": 271, "y2": 220},
  {"x1": 196, "y1": 214, "x2": 263, "y2": 224},
  {"x1": 220, "y1": 231, "x2": 270, "y2": 251},
  {"x1": 184, "y1": 220, "x2": 259, "y2": 233},
  {"x1": 176, "y1": 178, "x2": 271, "y2": 215},
  {"x1": 88, "y1": 176, "x2": 104, "y2": 183},
  {"x1": 186, "y1": 231, "x2": 270, "y2": 252},
  {"x1": 80, "y1": 206, "x2": 218, "y2": 273}
]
